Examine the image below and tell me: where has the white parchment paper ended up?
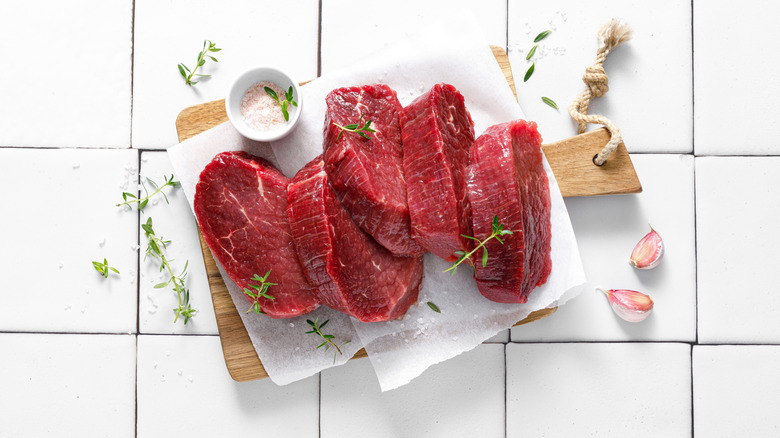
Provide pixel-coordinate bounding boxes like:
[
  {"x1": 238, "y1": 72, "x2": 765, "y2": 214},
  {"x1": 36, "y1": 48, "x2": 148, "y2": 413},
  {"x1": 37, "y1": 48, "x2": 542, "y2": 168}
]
[{"x1": 168, "y1": 9, "x2": 587, "y2": 390}]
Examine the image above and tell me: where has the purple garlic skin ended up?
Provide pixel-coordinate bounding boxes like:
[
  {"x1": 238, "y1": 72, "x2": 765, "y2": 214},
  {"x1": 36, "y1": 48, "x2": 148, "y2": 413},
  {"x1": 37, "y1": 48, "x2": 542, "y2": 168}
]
[
  {"x1": 630, "y1": 227, "x2": 664, "y2": 269},
  {"x1": 598, "y1": 288, "x2": 654, "y2": 323}
]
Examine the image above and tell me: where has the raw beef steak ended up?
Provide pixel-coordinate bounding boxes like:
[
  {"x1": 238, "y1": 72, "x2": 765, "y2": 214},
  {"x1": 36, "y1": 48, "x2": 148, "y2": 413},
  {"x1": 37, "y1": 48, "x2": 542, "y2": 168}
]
[
  {"x1": 323, "y1": 84, "x2": 422, "y2": 256},
  {"x1": 466, "y1": 120, "x2": 551, "y2": 303},
  {"x1": 194, "y1": 151, "x2": 320, "y2": 318},
  {"x1": 287, "y1": 156, "x2": 424, "y2": 322},
  {"x1": 400, "y1": 83, "x2": 475, "y2": 262}
]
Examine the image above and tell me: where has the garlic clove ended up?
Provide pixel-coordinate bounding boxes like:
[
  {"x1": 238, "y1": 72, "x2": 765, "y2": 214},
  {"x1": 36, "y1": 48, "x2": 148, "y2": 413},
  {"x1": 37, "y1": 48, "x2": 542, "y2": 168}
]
[
  {"x1": 630, "y1": 226, "x2": 664, "y2": 269},
  {"x1": 598, "y1": 288, "x2": 654, "y2": 323}
]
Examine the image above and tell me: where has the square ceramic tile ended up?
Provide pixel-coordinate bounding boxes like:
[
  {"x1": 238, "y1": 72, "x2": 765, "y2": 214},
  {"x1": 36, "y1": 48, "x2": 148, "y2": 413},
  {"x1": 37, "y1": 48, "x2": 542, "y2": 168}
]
[
  {"x1": 132, "y1": 0, "x2": 319, "y2": 149},
  {"x1": 138, "y1": 152, "x2": 216, "y2": 334},
  {"x1": 321, "y1": 0, "x2": 507, "y2": 75},
  {"x1": 0, "y1": 0, "x2": 132, "y2": 147},
  {"x1": 507, "y1": 343, "x2": 691, "y2": 437},
  {"x1": 694, "y1": 345, "x2": 780, "y2": 437},
  {"x1": 0, "y1": 149, "x2": 138, "y2": 333},
  {"x1": 512, "y1": 154, "x2": 696, "y2": 342},
  {"x1": 137, "y1": 335, "x2": 319, "y2": 437},
  {"x1": 0, "y1": 333, "x2": 135, "y2": 437},
  {"x1": 694, "y1": 0, "x2": 780, "y2": 155},
  {"x1": 508, "y1": 0, "x2": 692, "y2": 152},
  {"x1": 697, "y1": 157, "x2": 780, "y2": 343},
  {"x1": 321, "y1": 344, "x2": 504, "y2": 438}
]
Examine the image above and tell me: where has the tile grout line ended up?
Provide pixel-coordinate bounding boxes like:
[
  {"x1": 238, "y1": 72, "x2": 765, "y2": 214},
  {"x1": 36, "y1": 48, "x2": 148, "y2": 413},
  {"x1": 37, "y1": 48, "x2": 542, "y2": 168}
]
[
  {"x1": 317, "y1": 0, "x2": 322, "y2": 78},
  {"x1": 503, "y1": 343, "x2": 508, "y2": 438},
  {"x1": 691, "y1": 2, "x2": 697, "y2": 435},
  {"x1": 317, "y1": 3, "x2": 323, "y2": 437},
  {"x1": 130, "y1": 0, "x2": 135, "y2": 150},
  {"x1": 132, "y1": 2, "x2": 138, "y2": 429}
]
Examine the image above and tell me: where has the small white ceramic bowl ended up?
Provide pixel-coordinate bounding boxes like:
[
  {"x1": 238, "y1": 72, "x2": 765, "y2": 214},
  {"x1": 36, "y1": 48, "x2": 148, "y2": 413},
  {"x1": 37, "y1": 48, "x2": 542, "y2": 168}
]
[{"x1": 225, "y1": 66, "x2": 303, "y2": 142}]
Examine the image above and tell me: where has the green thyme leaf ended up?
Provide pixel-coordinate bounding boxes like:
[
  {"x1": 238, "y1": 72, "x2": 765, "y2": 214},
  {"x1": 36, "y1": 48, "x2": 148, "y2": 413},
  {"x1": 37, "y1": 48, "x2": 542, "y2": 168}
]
[
  {"x1": 534, "y1": 30, "x2": 551, "y2": 42},
  {"x1": 526, "y1": 44, "x2": 538, "y2": 60},
  {"x1": 542, "y1": 96, "x2": 558, "y2": 109},
  {"x1": 427, "y1": 301, "x2": 441, "y2": 313},
  {"x1": 524, "y1": 63, "x2": 535, "y2": 82},
  {"x1": 445, "y1": 215, "x2": 513, "y2": 275}
]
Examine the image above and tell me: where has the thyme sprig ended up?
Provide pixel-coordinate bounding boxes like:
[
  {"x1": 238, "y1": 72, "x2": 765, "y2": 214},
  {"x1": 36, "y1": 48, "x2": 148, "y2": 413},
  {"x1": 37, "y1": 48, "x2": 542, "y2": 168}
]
[
  {"x1": 142, "y1": 217, "x2": 196, "y2": 324},
  {"x1": 243, "y1": 270, "x2": 276, "y2": 315},
  {"x1": 305, "y1": 317, "x2": 351, "y2": 364},
  {"x1": 333, "y1": 113, "x2": 376, "y2": 140},
  {"x1": 92, "y1": 258, "x2": 120, "y2": 278},
  {"x1": 264, "y1": 86, "x2": 298, "y2": 122},
  {"x1": 117, "y1": 174, "x2": 180, "y2": 211},
  {"x1": 178, "y1": 40, "x2": 221, "y2": 86},
  {"x1": 444, "y1": 215, "x2": 514, "y2": 275}
]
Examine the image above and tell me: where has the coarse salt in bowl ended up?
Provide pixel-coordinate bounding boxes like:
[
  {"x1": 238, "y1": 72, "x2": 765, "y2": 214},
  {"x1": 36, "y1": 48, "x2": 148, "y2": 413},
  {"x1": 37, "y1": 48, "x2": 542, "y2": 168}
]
[{"x1": 226, "y1": 66, "x2": 303, "y2": 142}]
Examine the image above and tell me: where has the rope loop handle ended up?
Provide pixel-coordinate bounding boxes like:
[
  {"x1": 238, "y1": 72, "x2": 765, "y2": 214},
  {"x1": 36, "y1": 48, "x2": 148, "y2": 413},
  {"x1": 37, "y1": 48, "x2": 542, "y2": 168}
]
[{"x1": 568, "y1": 19, "x2": 632, "y2": 166}]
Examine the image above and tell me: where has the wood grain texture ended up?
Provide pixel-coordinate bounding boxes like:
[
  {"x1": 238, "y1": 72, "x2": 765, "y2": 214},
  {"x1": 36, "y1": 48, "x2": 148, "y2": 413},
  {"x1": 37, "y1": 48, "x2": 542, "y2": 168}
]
[
  {"x1": 541, "y1": 128, "x2": 642, "y2": 197},
  {"x1": 175, "y1": 46, "x2": 637, "y2": 382}
]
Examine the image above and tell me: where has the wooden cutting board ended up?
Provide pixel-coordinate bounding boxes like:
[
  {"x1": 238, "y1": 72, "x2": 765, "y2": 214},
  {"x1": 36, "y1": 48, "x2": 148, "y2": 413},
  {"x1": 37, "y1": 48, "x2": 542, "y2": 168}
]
[{"x1": 175, "y1": 46, "x2": 641, "y2": 382}]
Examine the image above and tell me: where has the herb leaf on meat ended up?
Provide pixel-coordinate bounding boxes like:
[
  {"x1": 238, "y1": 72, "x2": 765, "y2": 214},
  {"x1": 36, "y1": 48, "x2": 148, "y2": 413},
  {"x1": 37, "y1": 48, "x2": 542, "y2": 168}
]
[
  {"x1": 242, "y1": 270, "x2": 276, "y2": 315},
  {"x1": 333, "y1": 112, "x2": 376, "y2": 140},
  {"x1": 444, "y1": 215, "x2": 514, "y2": 275}
]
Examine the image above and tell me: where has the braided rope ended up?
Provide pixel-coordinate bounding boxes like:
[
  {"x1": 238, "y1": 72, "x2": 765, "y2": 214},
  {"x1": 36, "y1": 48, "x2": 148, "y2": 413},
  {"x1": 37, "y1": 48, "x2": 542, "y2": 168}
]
[{"x1": 568, "y1": 19, "x2": 632, "y2": 166}]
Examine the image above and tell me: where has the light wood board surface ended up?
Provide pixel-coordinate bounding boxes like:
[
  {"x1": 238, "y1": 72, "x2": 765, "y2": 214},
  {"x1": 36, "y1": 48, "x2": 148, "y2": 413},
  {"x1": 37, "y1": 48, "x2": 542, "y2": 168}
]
[{"x1": 175, "y1": 46, "x2": 640, "y2": 382}]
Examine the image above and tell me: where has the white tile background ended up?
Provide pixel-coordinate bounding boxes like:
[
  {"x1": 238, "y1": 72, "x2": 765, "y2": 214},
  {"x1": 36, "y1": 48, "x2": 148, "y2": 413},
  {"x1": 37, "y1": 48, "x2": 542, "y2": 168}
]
[{"x1": 2, "y1": 0, "x2": 779, "y2": 436}]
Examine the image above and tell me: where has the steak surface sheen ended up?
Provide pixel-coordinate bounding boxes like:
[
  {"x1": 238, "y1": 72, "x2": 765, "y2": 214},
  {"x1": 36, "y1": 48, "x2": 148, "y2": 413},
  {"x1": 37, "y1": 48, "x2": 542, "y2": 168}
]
[
  {"x1": 194, "y1": 151, "x2": 319, "y2": 318},
  {"x1": 323, "y1": 84, "x2": 422, "y2": 256},
  {"x1": 287, "y1": 157, "x2": 424, "y2": 322},
  {"x1": 467, "y1": 120, "x2": 551, "y2": 303},
  {"x1": 401, "y1": 83, "x2": 475, "y2": 262}
]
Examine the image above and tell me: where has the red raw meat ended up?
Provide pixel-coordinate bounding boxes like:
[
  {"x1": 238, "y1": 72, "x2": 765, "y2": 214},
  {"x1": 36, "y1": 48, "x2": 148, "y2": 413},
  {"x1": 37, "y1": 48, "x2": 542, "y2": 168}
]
[
  {"x1": 401, "y1": 83, "x2": 475, "y2": 261},
  {"x1": 287, "y1": 156, "x2": 424, "y2": 322},
  {"x1": 466, "y1": 120, "x2": 551, "y2": 303},
  {"x1": 323, "y1": 84, "x2": 423, "y2": 256},
  {"x1": 194, "y1": 151, "x2": 320, "y2": 318}
]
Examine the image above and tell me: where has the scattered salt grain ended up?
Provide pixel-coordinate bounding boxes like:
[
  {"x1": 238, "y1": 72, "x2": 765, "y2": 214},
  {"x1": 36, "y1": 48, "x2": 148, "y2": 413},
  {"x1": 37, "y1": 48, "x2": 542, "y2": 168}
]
[
  {"x1": 80, "y1": 308, "x2": 86, "y2": 314},
  {"x1": 153, "y1": 362, "x2": 158, "y2": 369},
  {"x1": 166, "y1": 351, "x2": 171, "y2": 357},
  {"x1": 58, "y1": 262, "x2": 63, "y2": 269},
  {"x1": 72, "y1": 163, "x2": 80, "y2": 169},
  {"x1": 188, "y1": 376, "x2": 194, "y2": 383},
  {"x1": 98, "y1": 237, "x2": 106, "y2": 247},
  {"x1": 240, "y1": 81, "x2": 287, "y2": 131},
  {"x1": 177, "y1": 370, "x2": 183, "y2": 376},
  {"x1": 130, "y1": 244, "x2": 140, "y2": 251},
  {"x1": 64, "y1": 304, "x2": 71, "y2": 311},
  {"x1": 160, "y1": 374, "x2": 166, "y2": 382},
  {"x1": 289, "y1": 323, "x2": 295, "y2": 328}
]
